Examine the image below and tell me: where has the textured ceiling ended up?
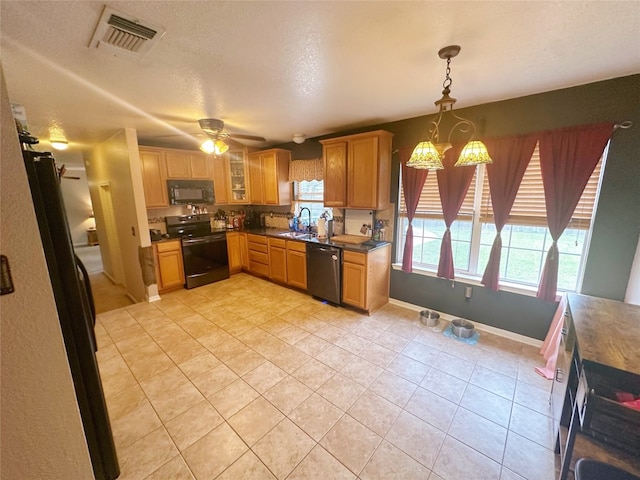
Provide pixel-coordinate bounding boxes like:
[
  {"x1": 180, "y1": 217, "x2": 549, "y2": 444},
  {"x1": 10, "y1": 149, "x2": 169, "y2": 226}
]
[{"x1": 2, "y1": 1, "x2": 639, "y2": 164}]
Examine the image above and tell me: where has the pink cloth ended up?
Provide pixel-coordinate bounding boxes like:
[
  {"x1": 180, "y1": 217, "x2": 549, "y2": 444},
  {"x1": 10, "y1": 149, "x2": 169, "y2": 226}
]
[
  {"x1": 535, "y1": 294, "x2": 567, "y2": 379},
  {"x1": 622, "y1": 399, "x2": 640, "y2": 411}
]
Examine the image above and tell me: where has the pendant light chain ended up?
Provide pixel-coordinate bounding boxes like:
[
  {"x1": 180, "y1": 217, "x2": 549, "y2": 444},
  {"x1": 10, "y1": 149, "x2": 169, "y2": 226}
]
[{"x1": 443, "y1": 57, "x2": 453, "y2": 91}]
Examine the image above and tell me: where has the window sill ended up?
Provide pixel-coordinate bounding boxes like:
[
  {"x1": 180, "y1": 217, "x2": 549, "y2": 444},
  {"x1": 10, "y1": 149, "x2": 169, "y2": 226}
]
[{"x1": 391, "y1": 263, "x2": 543, "y2": 298}]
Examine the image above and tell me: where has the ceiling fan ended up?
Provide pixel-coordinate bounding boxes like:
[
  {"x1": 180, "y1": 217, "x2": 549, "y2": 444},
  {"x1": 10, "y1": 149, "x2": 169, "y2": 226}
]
[{"x1": 193, "y1": 118, "x2": 266, "y2": 155}]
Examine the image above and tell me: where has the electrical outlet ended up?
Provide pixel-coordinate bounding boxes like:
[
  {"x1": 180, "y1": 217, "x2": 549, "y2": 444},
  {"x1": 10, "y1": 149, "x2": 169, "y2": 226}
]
[{"x1": 464, "y1": 286, "x2": 473, "y2": 300}]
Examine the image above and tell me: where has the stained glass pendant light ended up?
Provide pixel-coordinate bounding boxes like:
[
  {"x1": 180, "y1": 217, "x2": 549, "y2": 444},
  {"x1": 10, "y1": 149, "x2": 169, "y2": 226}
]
[{"x1": 407, "y1": 45, "x2": 492, "y2": 169}]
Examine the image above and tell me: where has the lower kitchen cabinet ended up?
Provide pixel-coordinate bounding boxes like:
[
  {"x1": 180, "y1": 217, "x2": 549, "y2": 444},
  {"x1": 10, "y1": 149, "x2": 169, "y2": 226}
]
[
  {"x1": 153, "y1": 240, "x2": 185, "y2": 293},
  {"x1": 239, "y1": 233, "x2": 249, "y2": 270},
  {"x1": 247, "y1": 233, "x2": 269, "y2": 277},
  {"x1": 342, "y1": 244, "x2": 391, "y2": 314},
  {"x1": 286, "y1": 240, "x2": 307, "y2": 290},
  {"x1": 226, "y1": 232, "x2": 242, "y2": 274},
  {"x1": 268, "y1": 237, "x2": 287, "y2": 283}
]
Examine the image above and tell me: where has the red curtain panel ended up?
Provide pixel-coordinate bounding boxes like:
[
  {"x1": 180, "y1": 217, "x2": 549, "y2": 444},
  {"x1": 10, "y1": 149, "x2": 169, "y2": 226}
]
[
  {"x1": 400, "y1": 147, "x2": 429, "y2": 272},
  {"x1": 536, "y1": 122, "x2": 614, "y2": 301},
  {"x1": 481, "y1": 134, "x2": 538, "y2": 291},
  {"x1": 436, "y1": 146, "x2": 475, "y2": 279}
]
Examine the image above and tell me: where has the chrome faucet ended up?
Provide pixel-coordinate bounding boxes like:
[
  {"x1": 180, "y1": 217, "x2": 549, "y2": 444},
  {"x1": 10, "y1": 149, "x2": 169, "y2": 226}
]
[{"x1": 298, "y1": 207, "x2": 311, "y2": 233}]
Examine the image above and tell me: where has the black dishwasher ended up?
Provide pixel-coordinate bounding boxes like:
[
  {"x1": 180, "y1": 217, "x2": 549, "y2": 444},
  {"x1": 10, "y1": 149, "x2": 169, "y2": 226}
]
[{"x1": 306, "y1": 243, "x2": 342, "y2": 305}]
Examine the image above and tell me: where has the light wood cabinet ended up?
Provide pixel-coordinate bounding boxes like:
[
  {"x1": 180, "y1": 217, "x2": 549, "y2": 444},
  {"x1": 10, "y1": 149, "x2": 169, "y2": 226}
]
[
  {"x1": 165, "y1": 151, "x2": 191, "y2": 178},
  {"x1": 164, "y1": 150, "x2": 213, "y2": 179},
  {"x1": 342, "y1": 244, "x2": 391, "y2": 314},
  {"x1": 212, "y1": 155, "x2": 230, "y2": 205},
  {"x1": 323, "y1": 141, "x2": 347, "y2": 207},
  {"x1": 247, "y1": 233, "x2": 269, "y2": 277},
  {"x1": 211, "y1": 148, "x2": 251, "y2": 205},
  {"x1": 153, "y1": 240, "x2": 185, "y2": 293},
  {"x1": 189, "y1": 154, "x2": 214, "y2": 179},
  {"x1": 320, "y1": 130, "x2": 393, "y2": 210},
  {"x1": 139, "y1": 146, "x2": 215, "y2": 208},
  {"x1": 239, "y1": 233, "x2": 249, "y2": 269},
  {"x1": 228, "y1": 149, "x2": 251, "y2": 204},
  {"x1": 268, "y1": 237, "x2": 287, "y2": 283},
  {"x1": 226, "y1": 232, "x2": 242, "y2": 274},
  {"x1": 287, "y1": 240, "x2": 307, "y2": 290},
  {"x1": 139, "y1": 148, "x2": 169, "y2": 208},
  {"x1": 248, "y1": 148, "x2": 291, "y2": 205}
]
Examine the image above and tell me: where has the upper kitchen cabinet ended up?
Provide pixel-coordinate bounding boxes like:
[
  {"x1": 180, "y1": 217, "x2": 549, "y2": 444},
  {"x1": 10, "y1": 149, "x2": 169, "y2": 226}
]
[
  {"x1": 322, "y1": 141, "x2": 347, "y2": 207},
  {"x1": 211, "y1": 148, "x2": 251, "y2": 205},
  {"x1": 139, "y1": 146, "x2": 217, "y2": 208},
  {"x1": 139, "y1": 147, "x2": 169, "y2": 207},
  {"x1": 164, "y1": 149, "x2": 213, "y2": 179},
  {"x1": 211, "y1": 154, "x2": 230, "y2": 205},
  {"x1": 320, "y1": 130, "x2": 393, "y2": 210},
  {"x1": 228, "y1": 149, "x2": 251, "y2": 204},
  {"x1": 248, "y1": 148, "x2": 291, "y2": 205}
]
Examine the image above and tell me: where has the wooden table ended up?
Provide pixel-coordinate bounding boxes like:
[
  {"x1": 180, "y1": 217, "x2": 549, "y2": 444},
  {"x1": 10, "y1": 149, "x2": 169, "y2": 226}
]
[{"x1": 554, "y1": 294, "x2": 640, "y2": 479}]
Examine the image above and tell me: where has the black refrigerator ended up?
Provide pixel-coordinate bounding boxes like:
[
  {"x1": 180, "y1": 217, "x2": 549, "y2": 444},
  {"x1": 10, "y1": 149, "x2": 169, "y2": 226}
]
[{"x1": 22, "y1": 149, "x2": 120, "y2": 480}]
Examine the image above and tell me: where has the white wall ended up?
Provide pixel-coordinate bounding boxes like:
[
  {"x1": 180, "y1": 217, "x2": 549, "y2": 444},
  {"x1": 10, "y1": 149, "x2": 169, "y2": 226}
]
[
  {"x1": 84, "y1": 129, "x2": 156, "y2": 302},
  {"x1": 0, "y1": 68, "x2": 94, "y2": 480}
]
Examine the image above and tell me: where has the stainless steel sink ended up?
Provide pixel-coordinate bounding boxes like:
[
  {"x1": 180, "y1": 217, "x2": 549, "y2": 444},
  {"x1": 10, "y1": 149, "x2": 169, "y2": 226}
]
[
  {"x1": 278, "y1": 232, "x2": 308, "y2": 238},
  {"x1": 278, "y1": 232, "x2": 315, "y2": 240}
]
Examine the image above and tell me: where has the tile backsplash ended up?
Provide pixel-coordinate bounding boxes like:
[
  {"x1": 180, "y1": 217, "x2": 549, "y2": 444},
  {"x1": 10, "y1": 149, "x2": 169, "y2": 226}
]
[{"x1": 344, "y1": 209, "x2": 374, "y2": 236}]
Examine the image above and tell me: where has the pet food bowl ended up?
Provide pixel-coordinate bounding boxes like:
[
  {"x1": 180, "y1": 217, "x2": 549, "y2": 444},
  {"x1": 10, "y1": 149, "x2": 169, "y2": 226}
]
[
  {"x1": 419, "y1": 310, "x2": 440, "y2": 327},
  {"x1": 451, "y1": 318, "x2": 475, "y2": 338}
]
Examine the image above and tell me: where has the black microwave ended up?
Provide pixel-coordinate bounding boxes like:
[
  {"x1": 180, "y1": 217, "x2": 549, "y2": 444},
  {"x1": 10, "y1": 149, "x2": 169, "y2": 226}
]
[{"x1": 167, "y1": 180, "x2": 215, "y2": 205}]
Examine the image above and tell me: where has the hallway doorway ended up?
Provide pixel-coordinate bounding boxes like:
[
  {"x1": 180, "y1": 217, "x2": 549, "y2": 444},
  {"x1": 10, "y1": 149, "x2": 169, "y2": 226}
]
[{"x1": 74, "y1": 245, "x2": 133, "y2": 314}]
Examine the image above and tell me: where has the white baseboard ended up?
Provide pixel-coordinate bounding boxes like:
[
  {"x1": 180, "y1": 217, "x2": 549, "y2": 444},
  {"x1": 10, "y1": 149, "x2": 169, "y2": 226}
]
[
  {"x1": 102, "y1": 271, "x2": 116, "y2": 284},
  {"x1": 389, "y1": 298, "x2": 543, "y2": 348},
  {"x1": 148, "y1": 295, "x2": 161, "y2": 302}
]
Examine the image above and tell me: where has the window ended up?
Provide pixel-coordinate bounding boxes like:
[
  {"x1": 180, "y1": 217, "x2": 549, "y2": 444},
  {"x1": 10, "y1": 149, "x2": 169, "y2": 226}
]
[
  {"x1": 294, "y1": 180, "x2": 328, "y2": 225},
  {"x1": 397, "y1": 143, "x2": 605, "y2": 292}
]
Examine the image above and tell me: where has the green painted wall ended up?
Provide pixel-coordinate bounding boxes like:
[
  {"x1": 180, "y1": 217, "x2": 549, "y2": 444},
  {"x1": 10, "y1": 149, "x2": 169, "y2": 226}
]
[{"x1": 275, "y1": 75, "x2": 640, "y2": 339}]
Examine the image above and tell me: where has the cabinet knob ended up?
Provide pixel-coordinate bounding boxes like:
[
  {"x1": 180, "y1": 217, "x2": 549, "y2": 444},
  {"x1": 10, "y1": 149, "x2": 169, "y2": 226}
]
[
  {"x1": 561, "y1": 327, "x2": 568, "y2": 336},
  {"x1": 555, "y1": 368, "x2": 564, "y2": 383}
]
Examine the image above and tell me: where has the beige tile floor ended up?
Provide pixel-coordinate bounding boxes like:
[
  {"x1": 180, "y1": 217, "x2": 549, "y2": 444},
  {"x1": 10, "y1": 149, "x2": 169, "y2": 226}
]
[{"x1": 95, "y1": 273, "x2": 558, "y2": 480}]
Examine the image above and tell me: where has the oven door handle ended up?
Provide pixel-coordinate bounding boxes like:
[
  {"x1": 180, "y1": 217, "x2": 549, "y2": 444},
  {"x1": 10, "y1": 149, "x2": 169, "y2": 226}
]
[{"x1": 182, "y1": 235, "x2": 225, "y2": 246}]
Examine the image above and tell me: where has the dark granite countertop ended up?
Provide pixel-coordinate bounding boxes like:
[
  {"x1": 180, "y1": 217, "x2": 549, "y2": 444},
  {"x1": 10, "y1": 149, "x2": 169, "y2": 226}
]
[
  {"x1": 151, "y1": 227, "x2": 390, "y2": 252},
  {"x1": 242, "y1": 227, "x2": 391, "y2": 253}
]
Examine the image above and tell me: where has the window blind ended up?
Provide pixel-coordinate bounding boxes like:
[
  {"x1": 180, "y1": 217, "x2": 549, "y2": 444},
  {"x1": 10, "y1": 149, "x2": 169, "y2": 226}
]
[
  {"x1": 295, "y1": 179, "x2": 324, "y2": 202},
  {"x1": 479, "y1": 143, "x2": 602, "y2": 228},
  {"x1": 400, "y1": 143, "x2": 603, "y2": 228},
  {"x1": 399, "y1": 168, "x2": 477, "y2": 218}
]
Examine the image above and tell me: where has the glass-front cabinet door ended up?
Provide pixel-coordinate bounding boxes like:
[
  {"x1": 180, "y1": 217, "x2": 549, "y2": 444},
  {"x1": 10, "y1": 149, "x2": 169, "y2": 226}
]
[{"x1": 228, "y1": 149, "x2": 250, "y2": 204}]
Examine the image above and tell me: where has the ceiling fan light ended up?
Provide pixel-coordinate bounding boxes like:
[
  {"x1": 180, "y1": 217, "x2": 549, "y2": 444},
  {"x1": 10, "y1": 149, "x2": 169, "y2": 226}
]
[
  {"x1": 200, "y1": 139, "x2": 215, "y2": 154},
  {"x1": 406, "y1": 141, "x2": 444, "y2": 170},
  {"x1": 214, "y1": 139, "x2": 229, "y2": 155},
  {"x1": 51, "y1": 140, "x2": 69, "y2": 150},
  {"x1": 455, "y1": 140, "x2": 492, "y2": 167}
]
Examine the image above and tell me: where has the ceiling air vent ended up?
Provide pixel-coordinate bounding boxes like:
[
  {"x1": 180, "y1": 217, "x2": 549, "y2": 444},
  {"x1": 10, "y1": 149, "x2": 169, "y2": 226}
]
[{"x1": 89, "y1": 6, "x2": 165, "y2": 56}]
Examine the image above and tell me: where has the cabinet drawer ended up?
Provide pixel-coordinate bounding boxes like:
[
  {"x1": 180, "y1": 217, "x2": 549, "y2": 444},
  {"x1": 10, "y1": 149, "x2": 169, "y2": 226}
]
[
  {"x1": 268, "y1": 237, "x2": 287, "y2": 249},
  {"x1": 287, "y1": 240, "x2": 306, "y2": 253},
  {"x1": 249, "y1": 250, "x2": 269, "y2": 265},
  {"x1": 247, "y1": 234, "x2": 267, "y2": 245},
  {"x1": 343, "y1": 250, "x2": 366, "y2": 265},
  {"x1": 248, "y1": 242, "x2": 268, "y2": 254},
  {"x1": 156, "y1": 240, "x2": 181, "y2": 253},
  {"x1": 249, "y1": 261, "x2": 269, "y2": 277}
]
